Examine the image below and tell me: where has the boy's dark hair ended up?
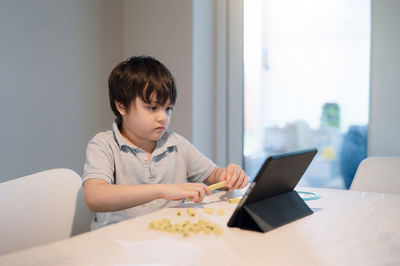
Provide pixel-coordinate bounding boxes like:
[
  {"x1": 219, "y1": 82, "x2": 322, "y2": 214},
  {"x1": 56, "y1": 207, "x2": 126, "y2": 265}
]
[{"x1": 108, "y1": 55, "x2": 177, "y2": 119}]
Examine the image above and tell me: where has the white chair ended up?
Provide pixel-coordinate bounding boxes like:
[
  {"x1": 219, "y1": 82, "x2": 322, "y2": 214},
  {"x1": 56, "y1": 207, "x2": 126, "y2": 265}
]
[
  {"x1": 350, "y1": 157, "x2": 400, "y2": 194},
  {"x1": 0, "y1": 168, "x2": 94, "y2": 255}
]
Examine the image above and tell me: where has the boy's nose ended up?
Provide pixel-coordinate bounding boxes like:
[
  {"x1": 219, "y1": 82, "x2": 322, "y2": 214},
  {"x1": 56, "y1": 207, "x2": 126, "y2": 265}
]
[{"x1": 157, "y1": 109, "x2": 167, "y2": 121}]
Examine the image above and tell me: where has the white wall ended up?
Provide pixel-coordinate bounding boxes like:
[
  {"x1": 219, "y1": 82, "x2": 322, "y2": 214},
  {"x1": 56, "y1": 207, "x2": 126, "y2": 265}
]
[
  {"x1": 0, "y1": 0, "x2": 120, "y2": 182},
  {"x1": 193, "y1": 0, "x2": 215, "y2": 160},
  {"x1": 0, "y1": 0, "x2": 218, "y2": 183},
  {"x1": 122, "y1": 0, "x2": 195, "y2": 142},
  {"x1": 369, "y1": 0, "x2": 400, "y2": 156}
]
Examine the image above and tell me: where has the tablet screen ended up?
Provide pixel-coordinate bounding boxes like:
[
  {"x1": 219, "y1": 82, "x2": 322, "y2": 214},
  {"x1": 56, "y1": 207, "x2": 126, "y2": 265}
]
[{"x1": 238, "y1": 148, "x2": 317, "y2": 205}]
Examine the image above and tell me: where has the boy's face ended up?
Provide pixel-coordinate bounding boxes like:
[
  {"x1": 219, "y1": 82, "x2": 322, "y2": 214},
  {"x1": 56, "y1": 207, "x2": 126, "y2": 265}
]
[{"x1": 116, "y1": 95, "x2": 174, "y2": 146}]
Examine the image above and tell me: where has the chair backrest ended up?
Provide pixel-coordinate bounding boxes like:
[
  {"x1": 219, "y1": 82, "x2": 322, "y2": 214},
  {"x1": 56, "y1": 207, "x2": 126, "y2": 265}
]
[
  {"x1": 350, "y1": 157, "x2": 400, "y2": 194},
  {"x1": 0, "y1": 168, "x2": 94, "y2": 255}
]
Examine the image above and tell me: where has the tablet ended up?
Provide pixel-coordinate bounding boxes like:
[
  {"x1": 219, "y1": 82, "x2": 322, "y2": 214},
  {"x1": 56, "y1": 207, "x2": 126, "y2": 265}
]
[{"x1": 227, "y1": 148, "x2": 317, "y2": 230}]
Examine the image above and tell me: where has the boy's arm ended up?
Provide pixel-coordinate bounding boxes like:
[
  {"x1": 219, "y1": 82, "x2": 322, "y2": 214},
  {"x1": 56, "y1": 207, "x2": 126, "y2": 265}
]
[
  {"x1": 83, "y1": 179, "x2": 210, "y2": 212},
  {"x1": 204, "y1": 164, "x2": 249, "y2": 192}
]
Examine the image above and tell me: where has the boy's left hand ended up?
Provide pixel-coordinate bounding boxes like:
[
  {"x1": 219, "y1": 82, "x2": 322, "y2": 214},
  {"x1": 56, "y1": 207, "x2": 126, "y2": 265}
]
[{"x1": 220, "y1": 164, "x2": 249, "y2": 192}]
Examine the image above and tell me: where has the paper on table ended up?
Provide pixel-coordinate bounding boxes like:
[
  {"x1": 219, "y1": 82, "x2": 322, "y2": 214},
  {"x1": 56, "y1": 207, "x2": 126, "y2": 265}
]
[
  {"x1": 113, "y1": 236, "x2": 243, "y2": 266},
  {"x1": 113, "y1": 238, "x2": 201, "y2": 264}
]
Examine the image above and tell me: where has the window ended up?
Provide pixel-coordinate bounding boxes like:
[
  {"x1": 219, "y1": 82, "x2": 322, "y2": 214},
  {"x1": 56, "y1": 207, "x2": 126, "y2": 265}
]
[{"x1": 243, "y1": 0, "x2": 371, "y2": 189}]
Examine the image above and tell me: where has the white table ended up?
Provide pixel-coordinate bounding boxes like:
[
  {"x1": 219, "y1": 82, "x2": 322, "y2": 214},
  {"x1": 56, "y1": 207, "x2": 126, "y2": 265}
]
[{"x1": 1, "y1": 188, "x2": 400, "y2": 266}]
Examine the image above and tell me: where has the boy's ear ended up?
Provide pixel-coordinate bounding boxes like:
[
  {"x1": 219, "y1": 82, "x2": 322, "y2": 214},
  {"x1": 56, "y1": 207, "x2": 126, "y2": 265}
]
[{"x1": 115, "y1": 101, "x2": 127, "y2": 116}]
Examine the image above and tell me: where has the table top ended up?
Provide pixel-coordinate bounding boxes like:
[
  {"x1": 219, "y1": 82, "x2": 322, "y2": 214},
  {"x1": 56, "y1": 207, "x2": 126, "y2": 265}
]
[{"x1": 1, "y1": 187, "x2": 400, "y2": 266}]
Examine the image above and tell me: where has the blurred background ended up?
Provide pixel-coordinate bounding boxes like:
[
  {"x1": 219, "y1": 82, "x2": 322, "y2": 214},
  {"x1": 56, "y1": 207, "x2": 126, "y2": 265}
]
[
  {"x1": 243, "y1": 0, "x2": 370, "y2": 189},
  {"x1": 1, "y1": 0, "x2": 399, "y2": 189}
]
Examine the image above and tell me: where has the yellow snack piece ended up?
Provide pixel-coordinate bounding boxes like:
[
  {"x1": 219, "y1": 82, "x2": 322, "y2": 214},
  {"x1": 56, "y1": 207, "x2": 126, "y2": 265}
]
[
  {"x1": 214, "y1": 228, "x2": 223, "y2": 235},
  {"x1": 148, "y1": 217, "x2": 223, "y2": 237},
  {"x1": 228, "y1": 198, "x2": 241, "y2": 204},
  {"x1": 176, "y1": 210, "x2": 182, "y2": 216},
  {"x1": 218, "y1": 209, "x2": 224, "y2": 215},
  {"x1": 208, "y1": 181, "x2": 226, "y2": 191},
  {"x1": 186, "y1": 208, "x2": 196, "y2": 217},
  {"x1": 191, "y1": 224, "x2": 201, "y2": 233},
  {"x1": 203, "y1": 207, "x2": 214, "y2": 215},
  {"x1": 174, "y1": 224, "x2": 183, "y2": 233},
  {"x1": 148, "y1": 219, "x2": 172, "y2": 231}
]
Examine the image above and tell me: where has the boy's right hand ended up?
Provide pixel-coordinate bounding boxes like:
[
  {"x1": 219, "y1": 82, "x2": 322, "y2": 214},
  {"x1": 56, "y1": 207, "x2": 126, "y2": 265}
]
[{"x1": 160, "y1": 183, "x2": 211, "y2": 203}]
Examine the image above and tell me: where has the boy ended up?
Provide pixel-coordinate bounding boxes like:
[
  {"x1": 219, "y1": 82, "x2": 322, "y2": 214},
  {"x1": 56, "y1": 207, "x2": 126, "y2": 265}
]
[{"x1": 83, "y1": 56, "x2": 248, "y2": 229}]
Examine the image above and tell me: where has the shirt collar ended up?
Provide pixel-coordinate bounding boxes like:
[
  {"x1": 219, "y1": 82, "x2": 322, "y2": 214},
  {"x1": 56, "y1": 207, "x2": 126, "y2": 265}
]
[
  {"x1": 112, "y1": 118, "x2": 131, "y2": 149},
  {"x1": 112, "y1": 118, "x2": 177, "y2": 154}
]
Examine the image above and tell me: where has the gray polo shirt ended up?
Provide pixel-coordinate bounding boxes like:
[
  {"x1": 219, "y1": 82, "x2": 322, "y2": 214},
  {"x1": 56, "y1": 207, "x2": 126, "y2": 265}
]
[{"x1": 83, "y1": 120, "x2": 216, "y2": 229}]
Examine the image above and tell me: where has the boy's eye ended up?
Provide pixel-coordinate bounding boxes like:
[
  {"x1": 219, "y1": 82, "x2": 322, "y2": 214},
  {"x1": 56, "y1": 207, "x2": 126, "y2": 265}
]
[{"x1": 147, "y1": 105, "x2": 173, "y2": 112}]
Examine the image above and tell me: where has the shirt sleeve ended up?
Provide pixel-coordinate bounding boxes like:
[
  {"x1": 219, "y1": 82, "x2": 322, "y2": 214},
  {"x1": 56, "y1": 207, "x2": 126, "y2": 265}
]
[
  {"x1": 82, "y1": 135, "x2": 115, "y2": 184},
  {"x1": 178, "y1": 135, "x2": 217, "y2": 183}
]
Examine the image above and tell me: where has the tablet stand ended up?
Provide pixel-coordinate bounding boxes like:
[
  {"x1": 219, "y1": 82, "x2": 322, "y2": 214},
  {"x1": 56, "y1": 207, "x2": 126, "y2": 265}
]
[{"x1": 227, "y1": 191, "x2": 313, "y2": 233}]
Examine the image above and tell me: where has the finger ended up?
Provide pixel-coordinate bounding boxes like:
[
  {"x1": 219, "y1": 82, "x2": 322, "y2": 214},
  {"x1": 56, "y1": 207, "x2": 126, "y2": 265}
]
[
  {"x1": 197, "y1": 186, "x2": 205, "y2": 201},
  {"x1": 232, "y1": 170, "x2": 246, "y2": 189},
  {"x1": 227, "y1": 166, "x2": 240, "y2": 189},
  {"x1": 220, "y1": 169, "x2": 227, "y2": 182},
  {"x1": 197, "y1": 189, "x2": 206, "y2": 203},
  {"x1": 239, "y1": 175, "x2": 249, "y2": 189},
  {"x1": 187, "y1": 191, "x2": 197, "y2": 202},
  {"x1": 197, "y1": 191, "x2": 204, "y2": 202},
  {"x1": 192, "y1": 190, "x2": 200, "y2": 202},
  {"x1": 226, "y1": 164, "x2": 235, "y2": 184},
  {"x1": 225, "y1": 167, "x2": 234, "y2": 187},
  {"x1": 198, "y1": 184, "x2": 207, "y2": 200},
  {"x1": 203, "y1": 184, "x2": 211, "y2": 196},
  {"x1": 197, "y1": 184, "x2": 211, "y2": 201}
]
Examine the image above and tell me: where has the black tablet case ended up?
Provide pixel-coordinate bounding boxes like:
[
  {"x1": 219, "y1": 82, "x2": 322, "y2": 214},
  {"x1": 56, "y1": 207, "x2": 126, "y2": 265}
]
[{"x1": 227, "y1": 148, "x2": 317, "y2": 233}]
